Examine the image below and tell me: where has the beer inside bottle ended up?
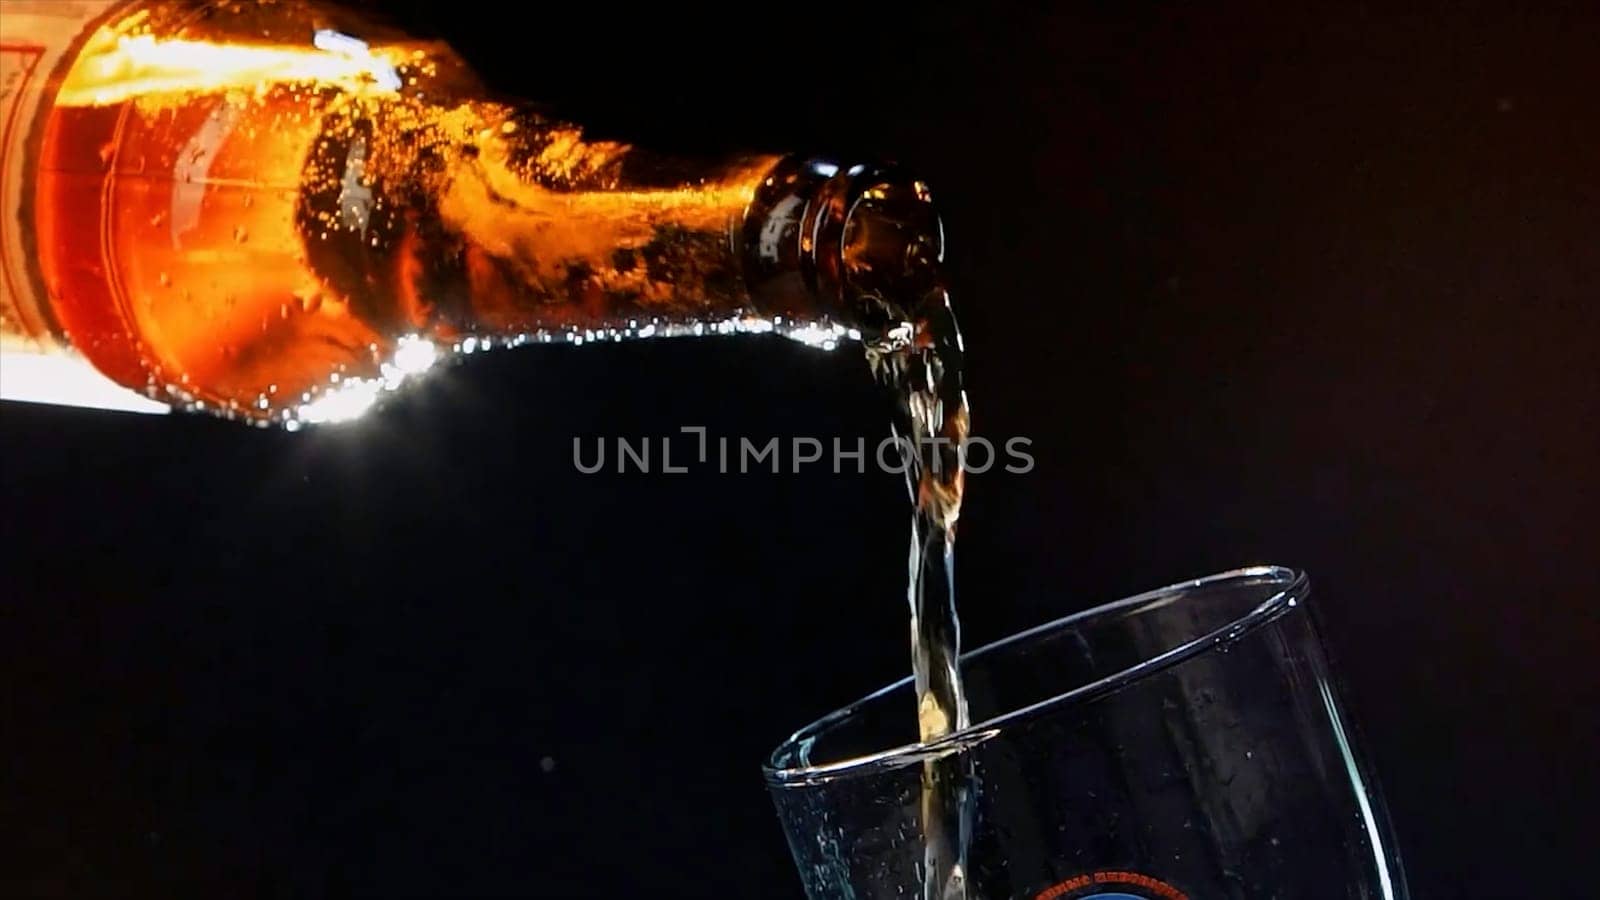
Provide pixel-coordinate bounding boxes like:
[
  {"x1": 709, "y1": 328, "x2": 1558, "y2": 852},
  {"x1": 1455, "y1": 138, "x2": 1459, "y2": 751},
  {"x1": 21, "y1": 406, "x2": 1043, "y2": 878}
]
[
  {"x1": 3, "y1": 0, "x2": 944, "y2": 425},
  {"x1": 5, "y1": 5, "x2": 978, "y2": 896}
]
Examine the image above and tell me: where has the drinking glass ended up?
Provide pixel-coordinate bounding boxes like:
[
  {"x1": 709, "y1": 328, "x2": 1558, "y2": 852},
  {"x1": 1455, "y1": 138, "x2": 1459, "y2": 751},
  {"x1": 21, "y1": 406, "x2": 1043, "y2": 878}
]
[{"x1": 766, "y1": 566, "x2": 1407, "y2": 899}]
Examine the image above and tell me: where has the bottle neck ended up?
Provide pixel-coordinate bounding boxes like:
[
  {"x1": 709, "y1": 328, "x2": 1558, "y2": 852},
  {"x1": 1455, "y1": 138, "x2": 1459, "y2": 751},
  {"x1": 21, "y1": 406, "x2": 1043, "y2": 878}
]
[
  {"x1": 298, "y1": 97, "x2": 765, "y2": 337},
  {"x1": 302, "y1": 97, "x2": 945, "y2": 345}
]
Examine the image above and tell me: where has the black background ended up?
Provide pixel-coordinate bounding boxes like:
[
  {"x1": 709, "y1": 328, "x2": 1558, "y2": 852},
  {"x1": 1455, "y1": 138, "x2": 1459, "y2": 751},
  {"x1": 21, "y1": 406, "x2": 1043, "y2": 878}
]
[{"x1": 4, "y1": 2, "x2": 1597, "y2": 897}]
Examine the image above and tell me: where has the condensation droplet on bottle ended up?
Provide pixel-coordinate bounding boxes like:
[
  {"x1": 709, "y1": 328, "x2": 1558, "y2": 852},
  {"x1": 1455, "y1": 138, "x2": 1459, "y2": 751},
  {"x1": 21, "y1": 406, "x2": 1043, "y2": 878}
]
[
  {"x1": 158, "y1": 272, "x2": 171, "y2": 287},
  {"x1": 233, "y1": 225, "x2": 249, "y2": 243}
]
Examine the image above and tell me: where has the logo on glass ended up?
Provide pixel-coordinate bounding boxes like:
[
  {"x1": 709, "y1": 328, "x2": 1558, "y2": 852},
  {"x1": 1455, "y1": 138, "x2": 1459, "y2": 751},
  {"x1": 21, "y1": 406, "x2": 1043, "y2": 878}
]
[{"x1": 1036, "y1": 869, "x2": 1190, "y2": 900}]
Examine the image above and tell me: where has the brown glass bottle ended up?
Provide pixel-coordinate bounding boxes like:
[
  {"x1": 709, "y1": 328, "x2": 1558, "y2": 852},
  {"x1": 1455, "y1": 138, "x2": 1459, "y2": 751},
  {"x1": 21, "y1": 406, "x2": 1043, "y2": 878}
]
[{"x1": 3, "y1": 0, "x2": 943, "y2": 423}]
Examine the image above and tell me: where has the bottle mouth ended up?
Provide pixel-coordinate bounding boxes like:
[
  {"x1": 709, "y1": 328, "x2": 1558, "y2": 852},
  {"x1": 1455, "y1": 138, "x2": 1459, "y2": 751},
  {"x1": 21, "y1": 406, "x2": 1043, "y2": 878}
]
[{"x1": 739, "y1": 157, "x2": 945, "y2": 337}]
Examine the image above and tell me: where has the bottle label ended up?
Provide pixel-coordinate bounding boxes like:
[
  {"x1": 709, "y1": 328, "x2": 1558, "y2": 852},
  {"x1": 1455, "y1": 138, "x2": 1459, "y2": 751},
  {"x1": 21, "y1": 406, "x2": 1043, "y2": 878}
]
[
  {"x1": 0, "y1": 0, "x2": 120, "y2": 351},
  {"x1": 0, "y1": 1, "x2": 164, "y2": 415}
]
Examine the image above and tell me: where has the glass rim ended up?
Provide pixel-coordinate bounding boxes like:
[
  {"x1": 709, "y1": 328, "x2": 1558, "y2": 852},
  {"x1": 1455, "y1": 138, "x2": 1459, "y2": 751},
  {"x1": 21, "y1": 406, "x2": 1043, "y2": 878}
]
[{"x1": 763, "y1": 564, "x2": 1309, "y2": 787}]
